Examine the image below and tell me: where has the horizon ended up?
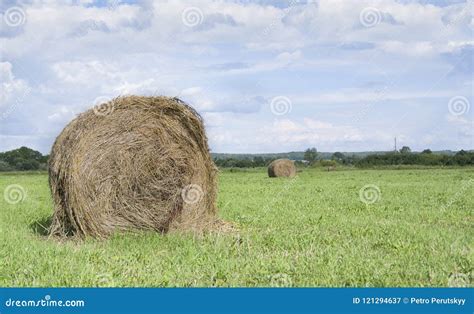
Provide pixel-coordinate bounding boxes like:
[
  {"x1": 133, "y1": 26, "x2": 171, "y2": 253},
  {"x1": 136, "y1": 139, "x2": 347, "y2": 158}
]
[
  {"x1": 1, "y1": 145, "x2": 472, "y2": 156},
  {"x1": 1, "y1": 0, "x2": 473, "y2": 155}
]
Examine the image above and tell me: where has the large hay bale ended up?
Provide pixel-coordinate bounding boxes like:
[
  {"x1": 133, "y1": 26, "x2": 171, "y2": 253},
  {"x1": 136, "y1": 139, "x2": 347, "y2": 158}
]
[
  {"x1": 48, "y1": 96, "x2": 218, "y2": 238},
  {"x1": 267, "y1": 159, "x2": 296, "y2": 178}
]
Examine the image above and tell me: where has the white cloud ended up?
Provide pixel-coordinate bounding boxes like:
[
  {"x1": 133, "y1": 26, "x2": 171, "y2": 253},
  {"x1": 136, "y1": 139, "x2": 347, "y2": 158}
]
[
  {"x1": 53, "y1": 61, "x2": 121, "y2": 85},
  {"x1": 0, "y1": 62, "x2": 31, "y2": 120},
  {"x1": 225, "y1": 50, "x2": 303, "y2": 74},
  {"x1": 47, "y1": 106, "x2": 76, "y2": 123},
  {"x1": 179, "y1": 87, "x2": 215, "y2": 111},
  {"x1": 207, "y1": 116, "x2": 393, "y2": 153},
  {"x1": 0, "y1": 62, "x2": 28, "y2": 106}
]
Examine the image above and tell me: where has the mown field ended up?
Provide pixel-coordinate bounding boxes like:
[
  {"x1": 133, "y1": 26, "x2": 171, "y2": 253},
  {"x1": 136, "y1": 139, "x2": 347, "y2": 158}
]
[{"x1": 0, "y1": 168, "x2": 472, "y2": 287}]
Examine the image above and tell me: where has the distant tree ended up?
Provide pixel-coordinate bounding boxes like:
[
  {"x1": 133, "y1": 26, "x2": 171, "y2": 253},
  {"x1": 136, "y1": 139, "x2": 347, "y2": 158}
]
[
  {"x1": 0, "y1": 146, "x2": 47, "y2": 171},
  {"x1": 332, "y1": 152, "x2": 345, "y2": 161},
  {"x1": 421, "y1": 149, "x2": 432, "y2": 154},
  {"x1": 16, "y1": 159, "x2": 40, "y2": 171},
  {"x1": 399, "y1": 146, "x2": 411, "y2": 154},
  {"x1": 320, "y1": 159, "x2": 337, "y2": 167},
  {"x1": 0, "y1": 161, "x2": 13, "y2": 171},
  {"x1": 235, "y1": 159, "x2": 253, "y2": 168},
  {"x1": 455, "y1": 149, "x2": 467, "y2": 156},
  {"x1": 341, "y1": 154, "x2": 359, "y2": 165},
  {"x1": 356, "y1": 150, "x2": 474, "y2": 167},
  {"x1": 453, "y1": 150, "x2": 470, "y2": 166},
  {"x1": 253, "y1": 156, "x2": 265, "y2": 167},
  {"x1": 304, "y1": 147, "x2": 318, "y2": 163}
]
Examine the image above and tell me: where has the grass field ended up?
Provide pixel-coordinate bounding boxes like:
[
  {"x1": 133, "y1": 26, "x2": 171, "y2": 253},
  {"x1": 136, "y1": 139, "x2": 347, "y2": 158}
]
[{"x1": 0, "y1": 168, "x2": 472, "y2": 287}]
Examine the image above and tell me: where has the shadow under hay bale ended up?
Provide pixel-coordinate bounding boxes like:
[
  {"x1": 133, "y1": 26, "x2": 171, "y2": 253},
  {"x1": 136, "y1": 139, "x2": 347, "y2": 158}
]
[
  {"x1": 48, "y1": 96, "x2": 220, "y2": 238},
  {"x1": 30, "y1": 216, "x2": 53, "y2": 236},
  {"x1": 267, "y1": 159, "x2": 297, "y2": 178}
]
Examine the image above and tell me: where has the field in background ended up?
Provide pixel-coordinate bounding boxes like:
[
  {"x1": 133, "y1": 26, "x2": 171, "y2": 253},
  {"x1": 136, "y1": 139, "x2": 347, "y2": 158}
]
[{"x1": 0, "y1": 168, "x2": 472, "y2": 287}]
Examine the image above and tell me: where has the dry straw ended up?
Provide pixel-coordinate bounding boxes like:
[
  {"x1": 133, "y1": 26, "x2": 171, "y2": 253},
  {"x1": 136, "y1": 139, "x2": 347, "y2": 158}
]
[
  {"x1": 267, "y1": 159, "x2": 296, "y2": 178},
  {"x1": 48, "y1": 96, "x2": 220, "y2": 238}
]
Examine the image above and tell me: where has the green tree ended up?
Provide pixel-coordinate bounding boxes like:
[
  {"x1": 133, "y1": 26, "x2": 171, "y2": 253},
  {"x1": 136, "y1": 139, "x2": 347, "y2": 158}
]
[
  {"x1": 320, "y1": 159, "x2": 337, "y2": 167},
  {"x1": 0, "y1": 146, "x2": 47, "y2": 171},
  {"x1": 332, "y1": 152, "x2": 345, "y2": 161},
  {"x1": 0, "y1": 161, "x2": 13, "y2": 171},
  {"x1": 399, "y1": 146, "x2": 411, "y2": 154},
  {"x1": 304, "y1": 148, "x2": 318, "y2": 163},
  {"x1": 253, "y1": 156, "x2": 265, "y2": 167}
]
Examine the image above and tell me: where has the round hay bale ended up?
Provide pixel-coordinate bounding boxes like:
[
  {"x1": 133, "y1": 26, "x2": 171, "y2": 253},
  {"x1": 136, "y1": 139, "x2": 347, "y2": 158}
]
[
  {"x1": 48, "y1": 96, "x2": 218, "y2": 238},
  {"x1": 267, "y1": 159, "x2": 296, "y2": 178}
]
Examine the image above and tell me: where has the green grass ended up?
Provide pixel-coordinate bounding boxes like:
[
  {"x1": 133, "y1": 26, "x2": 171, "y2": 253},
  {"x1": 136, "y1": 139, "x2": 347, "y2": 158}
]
[{"x1": 0, "y1": 168, "x2": 472, "y2": 287}]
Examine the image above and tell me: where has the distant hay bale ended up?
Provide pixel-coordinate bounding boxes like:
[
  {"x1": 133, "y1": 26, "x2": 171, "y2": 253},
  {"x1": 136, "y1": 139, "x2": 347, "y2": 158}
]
[
  {"x1": 267, "y1": 159, "x2": 296, "y2": 178},
  {"x1": 48, "y1": 96, "x2": 219, "y2": 238}
]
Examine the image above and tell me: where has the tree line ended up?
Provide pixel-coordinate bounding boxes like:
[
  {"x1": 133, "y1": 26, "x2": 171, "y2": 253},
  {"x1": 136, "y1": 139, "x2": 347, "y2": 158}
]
[
  {"x1": 0, "y1": 146, "x2": 473, "y2": 171},
  {"x1": 214, "y1": 156, "x2": 275, "y2": 168},
  {"x1": 355, "y1": 148, "x2": 474, "y2": 167},
  {"x1": 214, "y1": 147, "x2": 474, "y2": 168},
  {"x1": 0, "y1": 147, "x2": 49, "y2": 171}
]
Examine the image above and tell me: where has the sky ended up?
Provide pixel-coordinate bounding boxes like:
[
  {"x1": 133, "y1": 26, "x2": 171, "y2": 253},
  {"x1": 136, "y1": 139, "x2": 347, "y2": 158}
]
[{"x1": 0, "y1": 0, "x2": 472, "y2": 154}]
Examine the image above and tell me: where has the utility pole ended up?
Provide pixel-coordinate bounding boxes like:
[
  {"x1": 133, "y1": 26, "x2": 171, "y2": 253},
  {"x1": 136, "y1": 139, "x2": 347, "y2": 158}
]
[{"x1": 394, "y1": 137, "x2": 397, "y2": 152}]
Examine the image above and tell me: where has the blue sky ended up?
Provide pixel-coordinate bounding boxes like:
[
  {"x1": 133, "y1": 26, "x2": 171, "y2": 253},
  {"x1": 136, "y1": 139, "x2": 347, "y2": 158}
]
[{"x1": 0, "y1": 0, "x2": 472, "y2": 154}]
